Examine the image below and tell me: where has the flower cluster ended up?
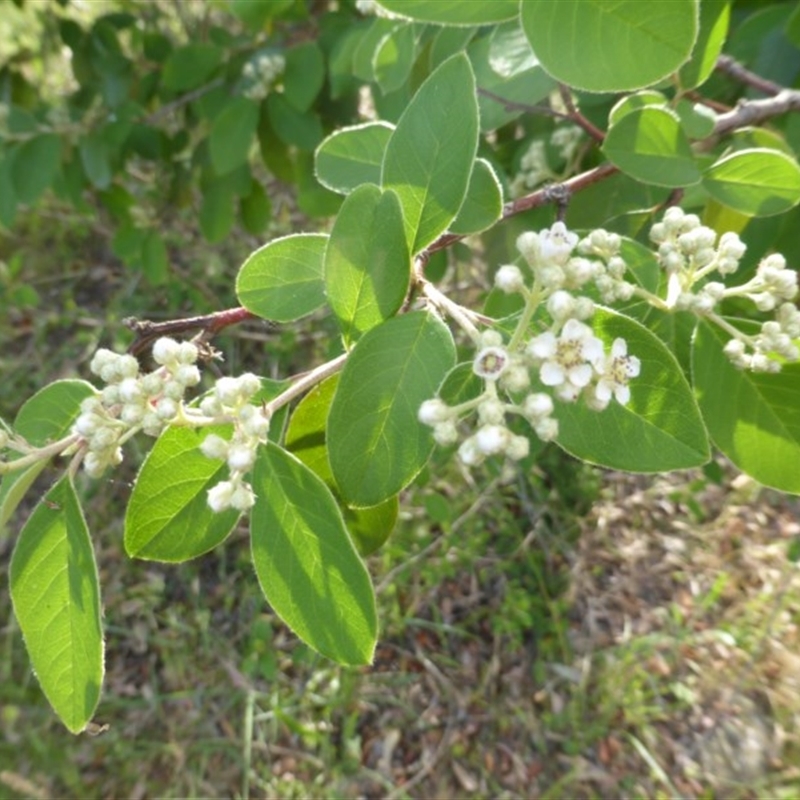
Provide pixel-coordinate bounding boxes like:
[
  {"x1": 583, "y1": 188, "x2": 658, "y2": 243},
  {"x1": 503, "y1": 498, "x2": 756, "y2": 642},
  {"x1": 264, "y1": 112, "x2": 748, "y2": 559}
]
[
  {"x1": 510, "y1": 126, "x2": 584, "y2": 198},
  {"x1": 650, "y1": 207, "x2": 799, "y2": 371},
  {"x1": 241, "y1": 52, "x2": 285, "y2": 101},
  {"x1": 419, "y1": 222, "x2": 641, "y2": 468},
  {"x1": 73, "y1": 338, "x2": 201, "y2": 477},
  {"x1": 198, "y1": 374, "x2": 270, "y2": 513}
]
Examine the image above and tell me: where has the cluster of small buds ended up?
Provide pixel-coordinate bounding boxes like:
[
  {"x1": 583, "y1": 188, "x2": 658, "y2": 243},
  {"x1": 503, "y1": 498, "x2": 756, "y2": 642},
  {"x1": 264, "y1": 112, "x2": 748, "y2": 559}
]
[
  {"x1": 510, "y1": 140, "x2": 552, "y2": 196},
  {"x1": 649, "y1": 207, "x2": 798, "y2": 370},
  {"x1": 241, "y1": 52, "x2": 285, "y2": 101},
  {"x1": 419, "y1": 222, "x2": 642, "y2": 468},
  {"x1": 199, "y1": 373, "x2": 270, "y2": 513},
  {"x1": 73, "y1": 337, "x2": 201, "y2": 477},
  {"x1": 550, "y1": 124, "x2": 584, "y2": 163}
]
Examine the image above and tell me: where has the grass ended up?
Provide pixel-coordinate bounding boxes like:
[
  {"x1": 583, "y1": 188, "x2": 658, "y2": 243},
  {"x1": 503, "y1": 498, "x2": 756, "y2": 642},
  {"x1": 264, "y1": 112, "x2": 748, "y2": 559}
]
[{"x1": 2, "y1": 203, "x2": 800, "y2": 798}]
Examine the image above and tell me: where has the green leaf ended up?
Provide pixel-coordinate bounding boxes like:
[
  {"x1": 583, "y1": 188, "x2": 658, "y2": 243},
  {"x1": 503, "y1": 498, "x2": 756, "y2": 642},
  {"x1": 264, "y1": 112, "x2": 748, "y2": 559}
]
[
  {"x1": 209, "y1": 96, "x2": 259, "y2": 175},
  {"x1": 141, "y1": 230, "x2": 169, "y2": 284},
  {"x1": 679, "y1": 0, "x2": 730, "y2": 90},
  {"x1": 267, "y1": 93, "x2": 323, "y2": 151},
  {"x1": 702, "y1": 148, "x2": 800, "y2": 217},
  {"x1": 237, "y1": 233, "x2": 328, "y2": 322},
  {"x1": 554, "y1": 308, "x2": 710, "y2": 471},
  {"x1": 352, "y1": 18, "x2": 397, "y2": 81},
  {"x1": 239, "y1": 180, "x2": 271, "y2": 235},
  {"x1": 520, "y1": 0, "x2": 699, "y2": 93},
  {"x1": 10, "y1": 476, "x2": 103, "y2": 733},
  {"x1": 0, "y1": 152, "x2": 17, "y2": 227},
  {"x1": 468, "y1": 33, "x2": 556, "y2": 132},
  {"x1": 250, "y1": 443, "x2": 377, "y2": 665},
  {"x1": 602, "y1": 107, "x2": 701, "y2": 188},
  {"x1": 607, "y1": 91, "x2": 668, "y2": 126},
  {"x1": 430, "y1": 25, "x2": 478, "y2": 69},
  {"x1": 374, "y1": 23, "x2": 417, "y2": 94},
  {"x1": 11, "y1": 134, "x2": 62, "y2": 205},
  {"x1": 162, "y1": 43, "x2": 222, "y2": 91},
  {"x1": 124, "y1": 426, "x2": 240, "y2": 561},
  {"x1": 376, "y1": 0, "x2": 518, "y2": 25},
  {"x1": 693, "y1": 320, "x2": 800, "y2": 494},
  {"x1": 448, "y1": 158, "x2": 503, "y2": 235},
  {"x1": 381, "y1": 53, "x2": 478, "y2": 254},
  {"x1": 284, "y1": 42, "x2": 325, "y2": 112},
  {"x1": 328, "y1": 311, "x2": 456, "y2": 506},
  {"x1": 199, "y1": 181, "x2": 235, "y2": 243},
  {"x1": 79, "y1": 131, "x2": 112, "y2": 189},
  {"x1": 325, "y1": 184, "x2": 409, "y2": 346},
  {"x1": 315, "y1": 122, "x2": 394, "y2": 195},
  {"x1": 285, "y1": 375, "x2": 398, "y2": 556},
  {"x1": 0, "y1": 380, "x2": 95, "y2": 535}
]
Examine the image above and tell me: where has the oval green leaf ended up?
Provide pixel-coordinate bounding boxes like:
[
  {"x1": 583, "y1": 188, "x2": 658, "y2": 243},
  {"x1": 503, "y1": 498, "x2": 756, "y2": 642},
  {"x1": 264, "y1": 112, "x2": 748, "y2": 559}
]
[
  {"x1": 285, "y1": 374, "x2": 398, "y2": 556},
  {"x1": 162, "y1": 43, "x2": 222, "y2": 91},
  {"x1": 12, "y1": 134, "x2": 62, "y2": 205},
  {"x1": 521, "y1": 0, "x2": 698, "y2": 93},
  {"x1": 554, "y1": 308, "x2": 710, "y2": 471},
  {"x1": 602, "y1": 106, "x2": 701, "y2": 188},
  {"x1": 693, "y1": 319, "x2": 800, "y2": 494},
  {"x1": 328, "y1": 311, "x2": 456, "y2": 506},
  {"x1": 376, "y1": 0, "x2": 518, "y2": 25},
  {"x1": 381, "y1": 53, "x2": 479, "y2": 254},
  {"x1": 124, "y1": 425, "x2": 240, "y2": 562},
  {"x1": 209, "y1": 96, "x2": 259, "y2": 175},
  {"x1": 448, "y1": 158, "x2": 503, "y2": 235},
  {"x1": 702, "y1": 148, "x2": 800, "y2": 217},
  {"x1": 374, "y1": 23, "x2": 417, "y2": 94},
  {"x1": 315, "y1": 122, "x2": 394, "y2": 195},
  {"x1": 250, "y1": 442, "x2": 377, "y2": 665},
  {"x1": 10, "y1": 476, "x2": 103, "y2": 733},
  {"x1": 237, "y1": 233, "x2": 328, "y2": 322},
  {"x1": 325, "y1": 184, "x2": 409, "y2": 346}
]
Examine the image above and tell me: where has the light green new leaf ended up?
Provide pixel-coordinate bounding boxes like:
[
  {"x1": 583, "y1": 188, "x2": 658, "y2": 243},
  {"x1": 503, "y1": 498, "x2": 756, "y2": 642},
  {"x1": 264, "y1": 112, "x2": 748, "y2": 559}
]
[
  {"x1": 237, "y1": 233, "x2": 328, "y2": 322},
  {"x1": 702, "y1": 148, "x2": 800, "y2": 217},
  {"x1": 0, "y1": 380, "x2": 95, "y2": 534},
  {"x1": 693, "y1": 320, "x2": 800, "y2": 494},
  {"x1": 325, "y1": 184, "x2": 409, "y2": 346},
  {"x1": 12, "y1": 134, "x2": 62, "y2": 205},
  {"x1": 381, "y1": 53, "x2": 478, "y2": 254},
  {"x1": 376, "y1": 0, "x2": 518, "y2": 25},
  {"x1": 328, "y1": 311, "x2": 456, "y2": 506},
  {"x1": 679, "y1": 0, "x2": 731, "y2": 90},
  {"x1": 250, "y1": 443, "x2": 377, "y2": 665},
  {"x1": 10, "y1": 476, "x2": 103, "y2": 733},
  {"x1": 125, "y1": 426, "x2": 240, "y2": 562},
  {"x1": 448, "y1": 158, "x2": 503, "y2": 235},
  {"x1": 521, "y1": 0, "x2": 698, "y2": 93},
  {"x1": 162, "y1": 43, "x2": 222, "y2": 91},
  {"x1": 285, "y1": 374, "x2": 398, "y2": 557},
  {"x1": 602, "y1": 107, "x2": 701, "y2": 188},
  {"x1": 554, "y1": 309, "x2": 709, "y2": 471},
  {"x1": 315, "y1": 122, "x2": 394, "y2": 195},
  {"x1": 374, "y1": 23, "x2": 417, "y2": 94},
  {"x1": 209, "y1": 96, "x2": 259, "y2": 175}
]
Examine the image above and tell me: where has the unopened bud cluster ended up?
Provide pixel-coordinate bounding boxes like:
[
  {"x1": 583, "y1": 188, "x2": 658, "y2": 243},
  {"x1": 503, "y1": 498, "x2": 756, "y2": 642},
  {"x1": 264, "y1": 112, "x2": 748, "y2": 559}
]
[
  {"x1": 198, "y1": 373, "x2": 270, "y2": 513},
  {"x1": 242, "y1": 52, "x2": 285, "y2": 100},
  {"x1": 419, "y1": 222, "x2": 641, "y2": 467},
  {"x1": 650, "y1": 207, "x2": 799, "y2": 371},
  {"x1": 73, "y1": 337, "x2": 201, "y2": 477}
]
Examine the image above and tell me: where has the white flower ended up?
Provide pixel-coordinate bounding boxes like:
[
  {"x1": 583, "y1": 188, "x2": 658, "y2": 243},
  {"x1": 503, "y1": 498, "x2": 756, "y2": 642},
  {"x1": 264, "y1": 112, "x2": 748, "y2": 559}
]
[
  {"x1": 475, "y1": 425, "x2": 509, "y2": 456},
  {"x1": 527, "y1": 319, "x2": 604, "y2": 397},
  {"x1": 433, "y1": 420, "x2": 458, "y2": 446},
  {"x1": 228, "y1": 443, "x2": 256, "y2": 471},
  {"x1": 594, "y1": 338, "x2": 641, "y2": 406},
  {"x1": 523, "y1": 392, "x2": 554, "y2": 421},
  {"x1": 208, "y1": 481, "x2": 235, "y2": 512},
  {"x1": 473, "y1": 346, "x2": 509, "y2": 380},
  {"x1": 538, "y1": 222, "x2": 578, "y2": 266},
  {"x1": 477, "y1": 398, "x2": 506, "y2": 425},
  {"x1": 506, "y1": 435, "x2": 530, "y2": 461},
  {"x1": 152, "y1": 337, "x2": 181, "y2": 366},
  {"x1": 201, "y1": 434, "x2": 229, "y2": 460}
]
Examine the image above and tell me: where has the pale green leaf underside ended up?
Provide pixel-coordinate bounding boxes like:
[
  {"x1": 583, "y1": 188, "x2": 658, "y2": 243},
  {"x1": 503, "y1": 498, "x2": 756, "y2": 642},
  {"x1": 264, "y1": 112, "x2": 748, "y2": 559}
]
[{"x1": 10, "y1": 476, "x2": 103, "y2": 733}]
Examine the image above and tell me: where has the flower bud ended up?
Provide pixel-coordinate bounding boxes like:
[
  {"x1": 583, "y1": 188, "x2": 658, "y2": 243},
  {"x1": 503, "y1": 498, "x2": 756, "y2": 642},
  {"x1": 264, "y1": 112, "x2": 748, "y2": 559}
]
[
  {"x1": 152, "y1": 337, "x2": 180, "y2": 365},
  {"x1": 495, "y1": 264, "x2": 525, "y2": 293},
  {"x1": 418, "y1": 399, "x2": 451, "y2": 425}
]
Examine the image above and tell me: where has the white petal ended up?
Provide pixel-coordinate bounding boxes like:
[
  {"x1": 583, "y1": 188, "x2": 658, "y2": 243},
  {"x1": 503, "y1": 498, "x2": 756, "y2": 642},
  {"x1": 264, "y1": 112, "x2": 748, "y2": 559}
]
[
  {"x1": 568, "y1": 363, "x2": 593, "y2": 388},
  {"x1": 540, "y1": 361, "x2": 565, "y2": 386}
]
